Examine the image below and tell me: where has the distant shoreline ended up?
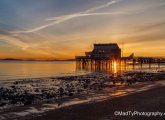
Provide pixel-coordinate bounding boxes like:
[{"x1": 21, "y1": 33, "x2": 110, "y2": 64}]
[
  {"x1": 0, "y1": 59, "x2": 76, "y2": 62},
  {"x1": 0, "y1": 56, "x2": 165, "y2": 62}
]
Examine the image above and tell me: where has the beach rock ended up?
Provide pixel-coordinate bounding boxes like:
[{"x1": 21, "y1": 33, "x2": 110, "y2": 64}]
[
  {"x1": 24, "y1": 100, "x2": 32, "y2": 105},
  {"x1": 68, "y1": 93, "x2": 74, "y2": 96},
  {"x1": 0, "y1": 102, "x2": 7, "y2": 106}
]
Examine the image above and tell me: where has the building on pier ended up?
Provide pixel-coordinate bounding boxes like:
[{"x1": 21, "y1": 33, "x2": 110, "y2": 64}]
[
  {"x1": 76, "y1": 43, "x2": 121, "y2": 60},
  {"x1": 75, "y1": 43, "x2": 163, "y2": 72},
  {"x1": 75, "y1": 43, "x2": 121, "y2": 72}
]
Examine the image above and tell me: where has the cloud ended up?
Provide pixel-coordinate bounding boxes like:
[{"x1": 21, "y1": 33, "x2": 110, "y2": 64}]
[
  {"x1": 0, "y1": 29, "x2": 38, "y2": 50},
  {"x1": 12, "y1": 0, "x2": 121, "y2": 34},
  {"x1": 82, "y1": 0, "x2": 119, "y2": 13},
  {"x1": 0, "y1": 31, "x2": 58, "y2": 58},
  {"x1": 47, "y1": 12, "x2": 129, "y2": 21},
  {"x1": 0, "y1": 35, "x2": 29, "y2": 50},
  {"x1": 14, "y1": 12, "x2": 129, "y2": 33}
]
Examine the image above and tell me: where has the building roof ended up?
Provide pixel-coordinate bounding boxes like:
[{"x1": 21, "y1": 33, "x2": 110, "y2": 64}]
[
  {"x1": 75, "y1": 43, "x2": 121, "y2": 59},
  {"x1": 93, "y1": 43, "x2": 120, "y2": 52},
  {"x1": 94, "y1": 43, "x2": 118, "y2": 46}
]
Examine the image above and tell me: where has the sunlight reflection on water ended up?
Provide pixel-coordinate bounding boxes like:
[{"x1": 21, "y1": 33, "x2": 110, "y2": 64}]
[{"x1": 0, "y1": 61, "x2": 164, "y2": 81}]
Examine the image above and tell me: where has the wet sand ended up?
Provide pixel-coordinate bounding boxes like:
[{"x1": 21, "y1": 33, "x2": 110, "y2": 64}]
[
  {"x1": 30, "y1": 86, "x2": 165, "y2": 120},
  {"x1": 0, "y1": 72, "x2": 165, "y2": 120}
]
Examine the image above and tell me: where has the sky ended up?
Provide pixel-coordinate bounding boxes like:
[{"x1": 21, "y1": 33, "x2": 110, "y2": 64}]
[{"x1": 0, "y1": 0, "x2": 165, "y2": 60}]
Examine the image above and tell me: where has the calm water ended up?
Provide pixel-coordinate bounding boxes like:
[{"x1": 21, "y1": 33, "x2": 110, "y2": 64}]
[
  {"x1": 0, "y1": 61, "x2": 164, "y2": 81},
  {"x1": 0, "y1": 61, "x2": 88, "y2": 81}
]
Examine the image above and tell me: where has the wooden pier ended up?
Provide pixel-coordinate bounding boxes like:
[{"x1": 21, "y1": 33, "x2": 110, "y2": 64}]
[
  {"x1": 75, "y1": 43, "x2": 164, "y2": 72},
  {"x1": 76, "y1": 56, "x2": 164, "y2": 72}
]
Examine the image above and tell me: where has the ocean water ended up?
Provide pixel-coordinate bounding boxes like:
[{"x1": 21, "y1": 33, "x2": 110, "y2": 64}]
[
  {"x1": 0, "y1": 61, "x2": 164, "y2": 81},
  {"x1": 0, "y1": 61, "x2": 88, "y2": 81}
]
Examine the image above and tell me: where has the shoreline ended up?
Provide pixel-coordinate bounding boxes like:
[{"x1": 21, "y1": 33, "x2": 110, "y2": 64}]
[
  {"x1": 0, "y1": 79, "x2": 165, "y2": 120},
  {"x1": 0, "y1": 71, "x2": 165, "y2": 120},
  {"x1": 0, "y1": 71, "x2": 165, "y2": 108}
]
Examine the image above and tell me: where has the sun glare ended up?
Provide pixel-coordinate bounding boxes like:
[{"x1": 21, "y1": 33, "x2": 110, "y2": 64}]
[{"x1": 113, "y1": 61, "x2": 117, "y2": 74}]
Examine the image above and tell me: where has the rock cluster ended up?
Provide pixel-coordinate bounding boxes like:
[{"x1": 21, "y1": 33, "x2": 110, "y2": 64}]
[{"x1": 0, "y1": 71, "x2": 164, "y2": 108}]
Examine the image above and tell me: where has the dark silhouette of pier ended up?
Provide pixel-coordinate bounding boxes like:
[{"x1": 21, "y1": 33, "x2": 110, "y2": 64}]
[{"x1": 75, "y1": 43, "x2": 164, "y2": 72}]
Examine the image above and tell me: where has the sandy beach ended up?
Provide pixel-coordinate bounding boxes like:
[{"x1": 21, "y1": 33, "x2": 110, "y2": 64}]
[
  {"x1": 1, "y1": 79, "x2": 165, "y2": 120},
  {"x1": 29, "y1": 85, "x2": 165, "y2": 120},
  {"x1": 0, "y1": 71, "x2": 165, "y2": 120}
]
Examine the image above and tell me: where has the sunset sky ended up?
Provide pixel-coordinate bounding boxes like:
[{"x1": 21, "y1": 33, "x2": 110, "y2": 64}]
[{"x1": 0, "y1": 0, "x2": 165, "y2": 60}]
